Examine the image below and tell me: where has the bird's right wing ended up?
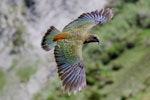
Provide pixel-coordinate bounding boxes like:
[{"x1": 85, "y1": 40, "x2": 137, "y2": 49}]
[{"x1": 54, "y1": 40, "x2": 86, "y2": 95}]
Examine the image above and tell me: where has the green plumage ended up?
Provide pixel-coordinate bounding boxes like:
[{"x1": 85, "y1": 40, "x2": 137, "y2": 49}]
[
  {"x1": 41, "y1": 26, "x2": 60, "y2": 51},
  {"x1": 54, "y1": 40, "x2": 86, "y2": 94},
  {"x1": 56, "y1": 39, "x2": 83, "y2": 65}
]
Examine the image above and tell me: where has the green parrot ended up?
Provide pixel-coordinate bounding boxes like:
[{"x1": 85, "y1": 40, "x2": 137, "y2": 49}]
[{"x1": 41, "y1": 8, "x2": 114, "y2": 95}]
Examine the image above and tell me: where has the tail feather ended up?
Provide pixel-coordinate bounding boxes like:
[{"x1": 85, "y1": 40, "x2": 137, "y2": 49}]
[{"x1": 41, "y1": 26, "x2": 60, "y2": 51}]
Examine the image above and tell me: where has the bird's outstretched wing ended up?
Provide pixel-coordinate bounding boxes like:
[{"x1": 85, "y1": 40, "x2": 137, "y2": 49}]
[
  {"x1": 54, "y1": 40, "x2": 86, "y2": 95},
  {"x1": 63, "y1": 8, "x2": 113, "y2": 31}
]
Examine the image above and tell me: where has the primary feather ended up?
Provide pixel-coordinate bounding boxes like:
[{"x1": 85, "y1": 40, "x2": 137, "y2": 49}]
[
  {"x1": 54, "y1": 40, "x2": 86, "y2": 95},
  {"x1": 41, "y1": 8, "x2": 114, "y2": 95},
  {"x1": 63, "y1": 8, "x2": 113, "y2": 31}
]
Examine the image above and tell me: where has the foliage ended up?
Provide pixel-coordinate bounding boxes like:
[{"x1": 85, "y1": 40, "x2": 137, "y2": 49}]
[
  {"x1": 0, "y1": 68, "x2": 6, "y2": 92},
  {"x1": 16, "y1": 65, "x2": 36, "y2": 83}
]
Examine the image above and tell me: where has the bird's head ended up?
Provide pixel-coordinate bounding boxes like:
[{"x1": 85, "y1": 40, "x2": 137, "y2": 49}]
[{"x1": 84, "y1": 34, "x2": 99, "y2": 44}]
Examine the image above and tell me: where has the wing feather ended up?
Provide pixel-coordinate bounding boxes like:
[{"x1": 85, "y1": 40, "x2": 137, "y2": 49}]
[
  {"x1": 63, "y1": 8, "x2": 113, "y2": 31},
  {"x1": 54, "y1": 40, "x2": 86, "y2": 95}
]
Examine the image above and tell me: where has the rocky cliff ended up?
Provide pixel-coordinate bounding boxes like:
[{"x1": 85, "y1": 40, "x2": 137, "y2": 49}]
[{"x1": 0, "y1": 0, "x2": 107, "y2": 100}]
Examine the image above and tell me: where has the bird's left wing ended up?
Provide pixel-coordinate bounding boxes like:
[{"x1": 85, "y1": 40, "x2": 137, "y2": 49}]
[
  {"x1": 63, "y1": 8, "x2": 113, "y2": 31},
  {"x1": 54, "y1": 40, "x2": 86, "y2": 95}
]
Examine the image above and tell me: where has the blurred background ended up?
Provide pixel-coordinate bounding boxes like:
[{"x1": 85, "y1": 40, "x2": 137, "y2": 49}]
[{"x1": 0, "y1": 0, "x2": 150, "y2": 100}]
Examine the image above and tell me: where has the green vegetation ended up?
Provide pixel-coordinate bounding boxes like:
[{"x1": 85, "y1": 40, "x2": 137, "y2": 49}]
[
  {"x1": 0, "y1": 68, "x2": 6, "y2": 92},
  {"x1": 7, "y1": 59, "x2": 18, "y2": 72},
  {"x1": 13, "y1": 24, "x2": 25, "y2": 47},
  {"x1": 11, "y1": 24, "x2": 25, "y2": 54},
  {"x1": 16, "y1": 66, "x2": 36, "y2": 83}
]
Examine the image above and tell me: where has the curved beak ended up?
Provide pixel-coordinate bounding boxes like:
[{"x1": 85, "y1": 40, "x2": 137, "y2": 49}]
[{"x1": 84, "y1": 35, "x2": 100, "y2": 44}]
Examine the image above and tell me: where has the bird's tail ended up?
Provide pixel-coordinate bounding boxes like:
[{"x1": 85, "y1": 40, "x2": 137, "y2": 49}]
[{"x1": 41, "y1": 26, "x2": 60, "y2": 51}]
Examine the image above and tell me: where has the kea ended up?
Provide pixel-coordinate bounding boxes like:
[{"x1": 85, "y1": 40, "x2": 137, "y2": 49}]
[{"x1": 41, "y1": 8, "x2": 114, "y2": 95}]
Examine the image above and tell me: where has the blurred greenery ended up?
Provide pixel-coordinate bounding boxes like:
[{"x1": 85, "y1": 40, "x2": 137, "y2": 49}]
[
  {"x1": 7, "y1": 59, "x2": 18, "y2": 72},
  {"x1": 0, "y1": 68, "x2": 6, "y2": 92},
  {"x1": 31, "y1": 0, "x2": 150, "y2": 99},
  {"x1": 16, "y1": 65, "x2": 37, "y2": 83},
  {"x1": 11, "y1": 24, "x2": 25, "y2": 54}
]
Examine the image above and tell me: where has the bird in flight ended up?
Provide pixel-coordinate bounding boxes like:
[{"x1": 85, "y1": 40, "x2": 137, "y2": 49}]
[{"x1": 41, "y1": 8, "x2": 114, "y2": 95}]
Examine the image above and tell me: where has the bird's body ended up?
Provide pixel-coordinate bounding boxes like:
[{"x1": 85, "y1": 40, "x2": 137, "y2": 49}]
[{"x1": 41, "y1": 8, "x2": 114, "y2": 95}]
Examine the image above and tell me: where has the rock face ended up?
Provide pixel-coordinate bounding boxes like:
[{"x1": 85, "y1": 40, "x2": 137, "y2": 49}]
[{"x1": 0, "y1": 0, "x2": 107, "y2": 100}]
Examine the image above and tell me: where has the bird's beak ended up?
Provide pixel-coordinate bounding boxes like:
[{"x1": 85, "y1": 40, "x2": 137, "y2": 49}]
[
  {"x1": 95, "y1": 36, "x2": 100, "y2": 44},
  {"x1": 84, "y1": 35, "x2": 100, "y2": 44},
  {"x1": 97, "y1": 38, "x2": 100, "y2": 43},
  {"x1": 97, "y1": 39, "x2": 100, "y2": 45}
]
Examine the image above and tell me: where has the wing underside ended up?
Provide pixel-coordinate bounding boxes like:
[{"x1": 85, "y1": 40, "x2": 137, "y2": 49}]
[
  {"x1": 54, "y1": 40, "x2": 86, "y2": 95},
  {"x1": 63, "y1": 8, "x2": 113, "y2": 31}
]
